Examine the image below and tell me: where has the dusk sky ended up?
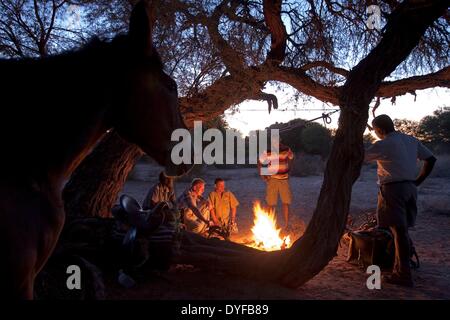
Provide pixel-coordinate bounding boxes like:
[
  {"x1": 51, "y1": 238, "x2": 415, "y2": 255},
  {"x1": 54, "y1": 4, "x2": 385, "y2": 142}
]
[{"x1": 225, "y1": 85, "x2": 450, "y2": 136}]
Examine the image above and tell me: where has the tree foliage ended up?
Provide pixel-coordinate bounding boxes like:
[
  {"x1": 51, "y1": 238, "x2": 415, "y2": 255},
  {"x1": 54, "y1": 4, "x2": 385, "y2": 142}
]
[
  {"x1": 394, "y1": 109, "x2": 450, "y2": 149},
  {"x1": 269, "y1": 119, "x2": 332, "y2": 156},
  {"x1": 418, "y1": 107, "x2": 450, "y2": 144},
  {"x1": 1, "y1": 0, "x2": 449, "y2": 122},
  {"x1": 300, "y1": 123, "x2": 332, "y2": 157},
  {"x1": 393, "y1": 118, "x2": 420, "y2": 137}
]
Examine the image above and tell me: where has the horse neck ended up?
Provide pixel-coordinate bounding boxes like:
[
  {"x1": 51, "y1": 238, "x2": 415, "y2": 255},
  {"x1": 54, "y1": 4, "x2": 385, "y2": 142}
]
[{"x1": 1, "y1": 48, "x2": 114, "y2": 188}]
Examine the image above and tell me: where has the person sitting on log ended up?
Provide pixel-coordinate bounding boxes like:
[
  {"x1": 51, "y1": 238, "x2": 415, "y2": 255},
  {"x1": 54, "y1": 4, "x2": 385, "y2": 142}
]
[
  {"x1": 177, "y1": 178, "x2": 212, "y2": 235},
  {"x1": 208, "y1": 178, "x2": 239, "y2": 233},
  {"x1": 142, "y1": 171, "x2": 176, "y2": 210}
]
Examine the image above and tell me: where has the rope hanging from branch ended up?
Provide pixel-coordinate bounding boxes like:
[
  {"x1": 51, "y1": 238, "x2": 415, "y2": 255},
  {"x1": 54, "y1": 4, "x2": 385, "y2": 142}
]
[{"x1": 278, "y1": 109, "x2": 340, "y2": 133}]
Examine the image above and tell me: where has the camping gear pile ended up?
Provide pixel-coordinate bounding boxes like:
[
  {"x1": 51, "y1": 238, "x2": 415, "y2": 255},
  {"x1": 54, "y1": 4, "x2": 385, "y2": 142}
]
[
  {"x1": 344, "y1": 211, "x2": 419, "y2": 270},
  {"x1": 35, "y1": 194, "x2": 181, "y2": 299}
]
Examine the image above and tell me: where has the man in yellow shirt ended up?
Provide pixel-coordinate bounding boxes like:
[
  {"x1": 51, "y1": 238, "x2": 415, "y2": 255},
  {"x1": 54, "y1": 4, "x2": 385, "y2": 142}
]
[{"x1": 208, "y1": 178, "x2": 239, "y2": 233}]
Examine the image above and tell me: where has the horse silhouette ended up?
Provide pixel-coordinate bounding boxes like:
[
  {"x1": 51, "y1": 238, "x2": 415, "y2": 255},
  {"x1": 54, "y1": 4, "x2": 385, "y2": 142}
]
[{"x1": 0, "y1": 1, "x2": 188, "y2": 299}]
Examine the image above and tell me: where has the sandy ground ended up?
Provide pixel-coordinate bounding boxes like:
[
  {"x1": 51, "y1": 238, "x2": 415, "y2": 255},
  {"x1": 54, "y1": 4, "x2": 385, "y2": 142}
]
[{"x1": 107, "y1": 163, "x2": 450, "y2": 299}]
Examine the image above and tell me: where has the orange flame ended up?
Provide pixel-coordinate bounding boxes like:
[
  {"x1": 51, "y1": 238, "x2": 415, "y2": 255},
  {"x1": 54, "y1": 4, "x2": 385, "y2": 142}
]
[{"x1": 250, "y1": 202, "x2": 291, "y2": 251}]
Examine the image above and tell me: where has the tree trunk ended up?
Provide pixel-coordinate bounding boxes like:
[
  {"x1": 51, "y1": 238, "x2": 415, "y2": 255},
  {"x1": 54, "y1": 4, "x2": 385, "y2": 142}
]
[{"x1": 63, "y1": 130, "x2": 143, "y2": 218}]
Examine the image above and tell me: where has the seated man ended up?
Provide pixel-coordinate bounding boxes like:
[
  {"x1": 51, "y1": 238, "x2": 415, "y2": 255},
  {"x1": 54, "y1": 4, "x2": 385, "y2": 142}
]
[
  {"x1": 177, "y1": 178, "x2": 212, "y2": 235},
  {"x1": 142, "y1": 171, "x2": 176, "y2": 210},
  {"x1": 208, "y1": 178, "x2": 239, "y2": 233}
]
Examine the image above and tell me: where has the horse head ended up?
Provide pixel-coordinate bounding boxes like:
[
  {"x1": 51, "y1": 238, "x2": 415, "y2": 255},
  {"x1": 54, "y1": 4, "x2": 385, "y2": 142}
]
[{"x1": 107, "y1": 1, "x2": 191, "y2": 177}]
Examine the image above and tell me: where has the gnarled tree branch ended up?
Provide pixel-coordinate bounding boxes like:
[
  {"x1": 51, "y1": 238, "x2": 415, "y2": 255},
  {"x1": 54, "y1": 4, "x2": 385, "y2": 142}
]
[
  {"x1": 180, "y1": 61, "x2": 449, "y2": 128},
  {"x1": 301, "y1": 60, "x2": 349, "y2": 77},
  {"x1": 377, "y1": 65, "x2": 450, "y2": 98},
  {"x1": 263, "y1": 0, "x2": 287, "y2": 63}
]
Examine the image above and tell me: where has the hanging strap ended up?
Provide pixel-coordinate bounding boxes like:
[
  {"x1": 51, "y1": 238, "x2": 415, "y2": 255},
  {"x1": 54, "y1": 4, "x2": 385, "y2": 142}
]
[{"x1": 278, "y1": 109, "x2": 340, "y2": 133}]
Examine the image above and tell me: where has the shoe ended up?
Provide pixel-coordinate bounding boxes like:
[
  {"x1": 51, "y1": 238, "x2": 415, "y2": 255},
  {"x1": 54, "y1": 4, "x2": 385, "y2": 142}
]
[{"x1": 383, "y1": 274, "x2": 414, "y2": 287}]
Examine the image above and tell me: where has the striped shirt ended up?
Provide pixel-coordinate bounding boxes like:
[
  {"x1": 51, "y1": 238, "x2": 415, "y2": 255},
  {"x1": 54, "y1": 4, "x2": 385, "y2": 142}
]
[{"x1": 259, "y1": 144, "x2": 294, "y2": 179}]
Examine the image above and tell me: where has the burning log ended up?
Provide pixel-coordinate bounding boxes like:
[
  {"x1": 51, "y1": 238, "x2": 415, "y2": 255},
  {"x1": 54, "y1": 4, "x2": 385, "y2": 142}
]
[
  {"x1": 175, "y1": 231, "x2": 290, "y2": 279},
  {"x1": 172, "y1": 202, "x2": 296, "y2": 282}
]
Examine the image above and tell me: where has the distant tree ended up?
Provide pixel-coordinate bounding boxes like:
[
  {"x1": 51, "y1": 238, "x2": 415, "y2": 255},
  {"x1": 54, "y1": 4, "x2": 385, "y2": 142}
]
[
  {"x1": 418, "y1": 107, "x2": 450, "y2": 144},
  {"x1": 300, "y1": 123, "x2": 332, "y2": 157},
  {"x1": 0, "y1": 0, "x2": 93, "y2": 58},
  {"x1": 363, "y1": 133, "x2": 376, "y2": 147},
  {"x1": 277, "y1": 118, "x2": 307, "y2": 152},
  {"x1": 204, "y1": 115, "x2": 245, "y2": 167},
  {"x1": 394, "y1": 118, "x2": 420, "y2": 137},
  {"x1": 204, "y1": 114, "x2": 229, "y2": 132},
  {"x1": 270, "y1": 119, "x2": 332, "y2": 156}
]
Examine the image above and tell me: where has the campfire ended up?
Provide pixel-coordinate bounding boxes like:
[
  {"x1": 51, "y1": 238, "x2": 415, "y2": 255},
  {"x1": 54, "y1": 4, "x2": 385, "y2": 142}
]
[{"x1": 248, "y1": 202, "x2": 291, "y2": 251}]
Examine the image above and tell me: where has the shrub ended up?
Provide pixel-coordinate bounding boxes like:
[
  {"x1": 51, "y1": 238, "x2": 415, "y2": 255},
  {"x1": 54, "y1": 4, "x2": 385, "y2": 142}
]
[
  {"x1": 300, "y1": 124, "x2": 332, "y2": 157},
  {"x1": 290, "y1": 153, "x2": 325, "y2": 177}
]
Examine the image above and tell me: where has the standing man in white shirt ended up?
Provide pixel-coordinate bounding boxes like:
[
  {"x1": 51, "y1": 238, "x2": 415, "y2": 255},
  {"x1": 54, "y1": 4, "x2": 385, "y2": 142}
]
[{"x1": 365, "y1": 114, "x2": 437, "y2": 287}]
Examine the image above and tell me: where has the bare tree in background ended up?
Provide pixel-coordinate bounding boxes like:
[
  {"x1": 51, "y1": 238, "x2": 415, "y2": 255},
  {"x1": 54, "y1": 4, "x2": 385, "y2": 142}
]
[{"x1": 0, "y1": 0, "x2": 97, "y2": 57}]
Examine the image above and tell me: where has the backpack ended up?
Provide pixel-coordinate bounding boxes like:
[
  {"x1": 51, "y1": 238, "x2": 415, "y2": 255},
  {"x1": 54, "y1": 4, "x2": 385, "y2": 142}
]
[{"x1": 346, "y1": 228, "x2": 420, "y2": 270}]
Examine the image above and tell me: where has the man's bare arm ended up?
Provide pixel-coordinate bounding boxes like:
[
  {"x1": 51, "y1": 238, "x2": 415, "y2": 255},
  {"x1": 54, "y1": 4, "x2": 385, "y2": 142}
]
[
  {"x1": 187, "y1": 198, "x2": 209, "y2": 224},
  {"x1": 415, "y1": 156, "x2": 437, "y2": 186},
  {"x1": 231, "y1": 207, "x2": 237, "y2": 224},
  {"x1": 169, "y1": 189, "x2": 176, "y2": 203},
  {"x1": 210, "y1": 208, "x2": 219, "y2": 225}
]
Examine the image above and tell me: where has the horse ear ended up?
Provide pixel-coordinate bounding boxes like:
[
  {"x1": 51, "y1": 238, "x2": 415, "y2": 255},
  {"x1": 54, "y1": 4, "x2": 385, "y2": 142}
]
[{"x1": 129, "y1": 0, "x2": 156, "y2": 56}]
